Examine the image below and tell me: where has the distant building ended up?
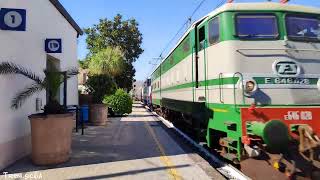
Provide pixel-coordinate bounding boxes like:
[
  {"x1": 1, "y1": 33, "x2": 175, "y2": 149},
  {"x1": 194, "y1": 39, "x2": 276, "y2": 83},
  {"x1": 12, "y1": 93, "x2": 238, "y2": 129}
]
[
  {"x1": 0, "y1": 0, "x2": 83, "y2": 170},
  {"x1": 78, "y1": 68, "x2": 89, "y2": 94},
  {"x1": 78, "y1": 68, "x2": 89, "y2": 85},
  {"x1": 132, "y1": 81, "x2": 143, "y2": 100}
]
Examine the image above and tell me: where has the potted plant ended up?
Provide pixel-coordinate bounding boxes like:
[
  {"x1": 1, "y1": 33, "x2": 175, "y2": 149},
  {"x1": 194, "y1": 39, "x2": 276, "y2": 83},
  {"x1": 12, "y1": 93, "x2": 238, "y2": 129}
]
[
  {"x1": 0, "y1": 62, "x2": 78, "y2": 165},
  {"x1": 86, "y1": 47, "x2": 124, "y2": 125},
  {"x1": 85, "y1": 74, "x2": 116, "y2": 125}
]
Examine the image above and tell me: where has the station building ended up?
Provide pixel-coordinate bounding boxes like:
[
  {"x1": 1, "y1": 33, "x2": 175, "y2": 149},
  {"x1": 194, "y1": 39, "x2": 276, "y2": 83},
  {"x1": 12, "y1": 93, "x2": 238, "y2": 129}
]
[{"x1": 0, "y1": 0, "x2": 82, "y2": 170}]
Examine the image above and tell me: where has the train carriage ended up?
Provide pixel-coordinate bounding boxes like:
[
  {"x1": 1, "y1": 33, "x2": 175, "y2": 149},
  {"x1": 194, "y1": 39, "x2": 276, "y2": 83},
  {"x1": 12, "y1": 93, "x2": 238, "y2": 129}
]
[
  {"x1": 142, "y1": 78, "x2": 152, "y2": 106},
  {"x1": 150, "y1": 2, "x2": 320, "y2": 177}
]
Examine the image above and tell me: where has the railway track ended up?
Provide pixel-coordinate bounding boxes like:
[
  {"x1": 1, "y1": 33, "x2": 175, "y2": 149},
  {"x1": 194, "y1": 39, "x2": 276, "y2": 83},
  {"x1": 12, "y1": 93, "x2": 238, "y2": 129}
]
[{"x1": 145, "y1": 105, "x2": 251, "y2": 180}]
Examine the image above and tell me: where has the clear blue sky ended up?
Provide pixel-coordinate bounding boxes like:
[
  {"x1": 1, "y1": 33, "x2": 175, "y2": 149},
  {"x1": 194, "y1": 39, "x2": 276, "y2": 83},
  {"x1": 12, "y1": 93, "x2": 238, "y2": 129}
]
[{"x1": 59, "y1": 0, "x2": 320, "y2": 81}]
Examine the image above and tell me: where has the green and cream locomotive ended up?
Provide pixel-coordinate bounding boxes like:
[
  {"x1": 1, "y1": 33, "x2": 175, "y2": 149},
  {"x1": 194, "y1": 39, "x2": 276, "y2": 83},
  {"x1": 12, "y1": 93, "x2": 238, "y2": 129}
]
[{"x1": 150, "y1": 2, "x2": 320, "y2": 177}]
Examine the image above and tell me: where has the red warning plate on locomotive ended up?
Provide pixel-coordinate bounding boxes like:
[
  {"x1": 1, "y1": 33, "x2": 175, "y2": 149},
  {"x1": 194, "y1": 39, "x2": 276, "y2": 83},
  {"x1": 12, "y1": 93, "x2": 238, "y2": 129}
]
[{"x1": 241, "y1": 106, "x2": 320, "y2": 137}]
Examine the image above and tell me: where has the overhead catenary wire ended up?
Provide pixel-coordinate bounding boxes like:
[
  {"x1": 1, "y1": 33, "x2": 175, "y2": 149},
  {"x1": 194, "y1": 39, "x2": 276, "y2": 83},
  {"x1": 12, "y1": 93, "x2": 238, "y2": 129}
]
[
  {"x1": 147, "y1": 21, "x2": 188, "y2": 74},
  {"x1": 190, "y1": 0, "x2": 209, "y2": 22},
  {"x1": 148, "y1": 0, "x2": 226, "y2": 75},
  {"x1": 158, "y1": 0, "x2": 208, "y2": 58},
  {"x1": 216, "y1": 0, "x2": 227, "y2": 9},
  {"x1": 158, "y1": 21, "x2": 190, "y2": 60}
]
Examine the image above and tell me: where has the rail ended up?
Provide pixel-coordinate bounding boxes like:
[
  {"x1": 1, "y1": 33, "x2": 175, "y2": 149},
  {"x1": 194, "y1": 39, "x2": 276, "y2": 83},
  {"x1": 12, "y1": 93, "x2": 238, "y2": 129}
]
[
  {"x1": 204, "y1": 40, "x2": 208, "y2": 104},
  {"x1": 233, "y1": 72, "x2": 245, "y2": 110},
  {"x1": 218, "y1": 73, "x2": 224, "y2": 103}
]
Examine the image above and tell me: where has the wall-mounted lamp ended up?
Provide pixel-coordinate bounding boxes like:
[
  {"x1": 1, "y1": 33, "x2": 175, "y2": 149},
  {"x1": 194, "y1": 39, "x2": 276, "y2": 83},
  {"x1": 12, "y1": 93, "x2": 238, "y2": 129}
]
[{"x1": 36, "y1": 98, "x2": 42, "y2": 111}]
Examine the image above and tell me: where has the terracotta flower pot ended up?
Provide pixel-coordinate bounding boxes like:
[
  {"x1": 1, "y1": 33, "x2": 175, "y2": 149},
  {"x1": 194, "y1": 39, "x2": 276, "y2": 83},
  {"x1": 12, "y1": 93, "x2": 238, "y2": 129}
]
[
  {"x1": 89, "y1": 104, "x2": 108, "y2": 126},
  {"x1": 29, "y1": 113, "x2": 74, "y2": 165}
]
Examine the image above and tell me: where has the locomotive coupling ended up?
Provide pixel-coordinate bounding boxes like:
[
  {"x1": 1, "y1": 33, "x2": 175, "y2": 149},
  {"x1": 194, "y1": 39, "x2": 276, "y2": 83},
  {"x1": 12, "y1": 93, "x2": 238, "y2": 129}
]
[{"x1": 246, "y1": 120, "x2": 290, "y2": 152}]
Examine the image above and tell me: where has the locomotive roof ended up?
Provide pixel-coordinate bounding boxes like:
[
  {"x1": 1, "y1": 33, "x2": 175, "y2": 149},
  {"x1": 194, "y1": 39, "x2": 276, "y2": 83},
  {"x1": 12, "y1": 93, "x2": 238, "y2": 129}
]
[
  {"x1": 209, "y1": 2, "x2": 320, "y2": 17},
  {"x1": 150, "y1": 2, "x2": 320, "y2": 76}
]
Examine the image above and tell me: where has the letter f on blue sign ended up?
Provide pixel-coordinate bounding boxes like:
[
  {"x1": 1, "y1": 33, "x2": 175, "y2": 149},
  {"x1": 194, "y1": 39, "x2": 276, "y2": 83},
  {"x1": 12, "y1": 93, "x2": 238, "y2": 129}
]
[{"x1": 0, "y1": 8, "x2": 26, "y2": 31}]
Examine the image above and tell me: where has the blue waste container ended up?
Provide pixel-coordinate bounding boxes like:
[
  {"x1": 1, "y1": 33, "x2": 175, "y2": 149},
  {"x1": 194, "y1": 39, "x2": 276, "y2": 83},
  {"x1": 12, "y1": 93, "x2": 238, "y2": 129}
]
[{"x1": 80, "y1": 105, "x2": 89, "y2": 123}]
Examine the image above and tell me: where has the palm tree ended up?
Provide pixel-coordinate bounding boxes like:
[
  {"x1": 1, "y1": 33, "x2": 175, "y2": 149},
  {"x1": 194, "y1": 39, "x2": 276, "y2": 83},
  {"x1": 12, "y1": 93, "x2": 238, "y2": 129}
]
[
  {"x1": 85, "y1": 47, "x2": 125, "y2": 104},
  {"x1": 0, "y1": 62, "x2": 78, "y2": 114},
  {"x1": 88, "y1": 47, "x2": 125, "y2": 76}
]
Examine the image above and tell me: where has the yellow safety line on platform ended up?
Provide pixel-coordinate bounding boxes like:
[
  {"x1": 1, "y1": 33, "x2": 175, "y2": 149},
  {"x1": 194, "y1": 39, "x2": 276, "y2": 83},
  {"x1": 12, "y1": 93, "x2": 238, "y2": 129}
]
[{"x1": 144, "y1": 121, "x2": 182, "y2": 180}]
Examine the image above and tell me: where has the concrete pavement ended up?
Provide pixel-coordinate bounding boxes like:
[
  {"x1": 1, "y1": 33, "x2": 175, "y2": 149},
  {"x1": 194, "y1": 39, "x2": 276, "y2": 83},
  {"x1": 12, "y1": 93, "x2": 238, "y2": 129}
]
[{"x1": 0, "y1": 103, "x2": 224, "y2": 180}]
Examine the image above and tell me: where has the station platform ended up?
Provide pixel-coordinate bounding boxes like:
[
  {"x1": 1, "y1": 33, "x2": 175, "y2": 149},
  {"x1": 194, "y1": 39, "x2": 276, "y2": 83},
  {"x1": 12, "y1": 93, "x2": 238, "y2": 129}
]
[{"x1": 0, "y1": 103, "x2": 224, "y2": 180}]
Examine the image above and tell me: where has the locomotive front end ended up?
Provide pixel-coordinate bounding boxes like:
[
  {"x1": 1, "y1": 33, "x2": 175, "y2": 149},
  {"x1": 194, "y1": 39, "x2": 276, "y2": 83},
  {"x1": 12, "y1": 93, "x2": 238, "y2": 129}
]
[
  {"x1": 200, "y1": 4, "x2": 320, "y2": 178},
  {"x1": 231, "y1": 9, "x2": 320, "y2": 177},
  {"x1": 149, "y1": 2, "x2": 320, "y2": 178}
]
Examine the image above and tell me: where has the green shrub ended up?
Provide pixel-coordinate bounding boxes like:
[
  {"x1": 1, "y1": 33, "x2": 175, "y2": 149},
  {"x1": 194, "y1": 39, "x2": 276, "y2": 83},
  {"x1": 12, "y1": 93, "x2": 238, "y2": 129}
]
[
  {"x1": 103, "y1": 89, "x2": 132, "y2": 115},
  {"x1": 86, "y1": 74, "x2": 117, "y2": 104}
]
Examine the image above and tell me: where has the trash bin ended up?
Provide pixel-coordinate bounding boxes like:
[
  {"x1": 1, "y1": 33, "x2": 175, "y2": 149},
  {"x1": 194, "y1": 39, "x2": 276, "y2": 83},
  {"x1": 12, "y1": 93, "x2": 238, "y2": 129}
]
[{"x1": 80, "y1": 105, "x2": 89, "y2": 123}]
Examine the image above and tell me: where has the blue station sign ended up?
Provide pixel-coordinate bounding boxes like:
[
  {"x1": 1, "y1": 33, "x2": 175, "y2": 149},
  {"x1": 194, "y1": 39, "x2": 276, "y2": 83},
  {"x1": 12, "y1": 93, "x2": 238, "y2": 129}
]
[
  {"x1": 0, "y1": 8, "x2": 26, "y2": 31},
  {"x1": 45, "y1": 39, "x2": 62, "y2": 53}
]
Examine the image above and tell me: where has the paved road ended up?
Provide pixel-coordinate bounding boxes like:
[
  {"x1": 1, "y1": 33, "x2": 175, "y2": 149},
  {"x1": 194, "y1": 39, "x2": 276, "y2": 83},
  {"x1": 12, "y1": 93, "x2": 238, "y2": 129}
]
[{"x1": 1, "y1": 103, "x2": 224, "y2": 180}]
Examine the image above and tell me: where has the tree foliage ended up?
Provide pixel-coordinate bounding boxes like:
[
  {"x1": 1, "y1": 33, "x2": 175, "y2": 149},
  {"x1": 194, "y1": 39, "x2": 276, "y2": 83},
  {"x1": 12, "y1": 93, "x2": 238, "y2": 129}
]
[
  {"x1": 85, "y1": 74, "x2": 117, "y2": 104},
  {"x1": 114, "y1": 63, "x2": 136, "y2": 90},
  {"x1": 88, "y1": 47, "x2": 125, "y2": 76},
  {"x1": 79, "y1": 59, "x2": 89, "y2": 69},
  {"x1": 84, "y1": 14, "x2": 143, "y2": 90},
  {"x1": 84, "y1": 14, "x2": 143, "y2": 63}
]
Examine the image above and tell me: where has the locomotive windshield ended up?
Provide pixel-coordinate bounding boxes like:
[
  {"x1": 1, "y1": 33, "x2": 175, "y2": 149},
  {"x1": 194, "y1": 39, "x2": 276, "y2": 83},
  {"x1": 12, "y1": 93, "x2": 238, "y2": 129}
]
[
  {"x1": 286, "y1": 15, "x2": 320, "y2": 42},
  {"x1": 235, "y1": 14, "x2": 278, "y2": 39}
]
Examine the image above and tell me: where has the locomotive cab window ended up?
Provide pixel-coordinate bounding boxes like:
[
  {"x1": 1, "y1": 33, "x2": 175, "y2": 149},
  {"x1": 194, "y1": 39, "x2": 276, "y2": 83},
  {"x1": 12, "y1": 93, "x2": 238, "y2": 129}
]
[
  {"x1": 235, "y1": 14, "x2": 279, "y2": 39},
  {"x1": 286, "y1": 15, "x2": 320, "y2": 42},
  {"x1": 208, "y1": 17, "x2": 220, "y2": 44},
  {"x1": 198, "y1": 26, "x2": 206, "y2": 50}
]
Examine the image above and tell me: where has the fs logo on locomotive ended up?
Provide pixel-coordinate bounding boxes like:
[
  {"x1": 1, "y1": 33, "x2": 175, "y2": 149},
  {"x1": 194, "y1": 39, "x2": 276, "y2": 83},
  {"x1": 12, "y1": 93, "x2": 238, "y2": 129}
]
[{"x1": 274, "y1": 61, "x2": 300, "y2": 76}]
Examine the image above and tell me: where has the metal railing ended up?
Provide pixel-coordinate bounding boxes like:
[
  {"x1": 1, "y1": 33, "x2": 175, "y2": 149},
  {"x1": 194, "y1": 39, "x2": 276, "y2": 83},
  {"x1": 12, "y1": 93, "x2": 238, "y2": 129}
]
[
  {"x1": 233, "y1": 72, "x2": 245, "y2": 110},
  {"x1": 218, "y1": 73, "x2": 224, "y2": 103},
  {"x1": 67, "y1": 105, "x2": 84, "y2": 135}
]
